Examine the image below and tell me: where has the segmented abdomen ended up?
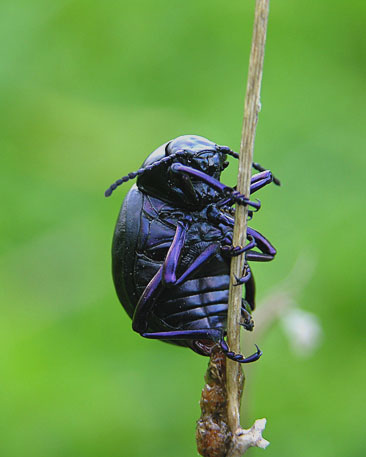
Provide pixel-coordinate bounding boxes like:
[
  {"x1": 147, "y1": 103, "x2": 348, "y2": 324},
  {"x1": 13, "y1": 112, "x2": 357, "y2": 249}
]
[{"x1": 156, "y1": 274, "x2": 230, "y2": 331}]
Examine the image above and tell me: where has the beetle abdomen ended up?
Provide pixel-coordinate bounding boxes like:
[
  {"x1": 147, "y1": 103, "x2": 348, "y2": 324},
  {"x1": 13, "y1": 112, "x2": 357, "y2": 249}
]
[{"x1": 148, "y1": 272, "x2": 230, "y2": 331}]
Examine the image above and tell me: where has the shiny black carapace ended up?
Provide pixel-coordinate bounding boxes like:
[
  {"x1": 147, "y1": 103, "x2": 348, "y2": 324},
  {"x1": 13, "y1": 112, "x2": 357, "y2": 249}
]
[{"x1": 105, "y1": 135, "x2": 278, "y2": 363}]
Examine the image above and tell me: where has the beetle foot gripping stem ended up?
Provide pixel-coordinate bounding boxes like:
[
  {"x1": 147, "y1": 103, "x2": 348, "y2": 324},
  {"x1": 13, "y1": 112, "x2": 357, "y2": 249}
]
[
  {"x1": 234, "y1": 264, "x2": 252, "y2": 286},
  {"x1": 221, "y1": 237, "x2": 256, "y2": 258},
  {"x1": 220, "y1": 340, "x2": 262, "y2": 363},
  {"x1": 230, "y1": 190, "x2": 261, "y2": 211}
]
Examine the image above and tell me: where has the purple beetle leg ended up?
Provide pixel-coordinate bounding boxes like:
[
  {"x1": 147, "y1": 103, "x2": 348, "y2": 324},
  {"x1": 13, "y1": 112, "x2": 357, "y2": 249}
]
[
  {"x1": 222, "y1": 234, "x2": 233, "y2": 245},
  {"x1": 245, "y1": 227, "x2": 276, "y2": 262},
  {"x1": 217, "y1": 197, "x2": 233, "y2": 208},
  {"x1": 174, "y1": 243, "x2": 219, "y2": 286},
  {"x1": 211, "y1": 209, "x2": 235, "y2": 227},
  {"x1": 250, "y1": 170, "x2": 273, "y2": 195},
  {"x1": 207, "y1": 204, "x2": 236, "y2": 229},
  {"x1": 132, "y1": 267, "x2": 164, "y2": 333},
  {"x1": 234, "y1": 264, "x2": 252, "y2": 286},
  {"x1": 221, "y1": 245, "x2": 246, "y2": 257},
  {"x1": 240, "y1": 299, "x2": 254, "y2": 331},
  {"x1": 221, "y1": 236, "x2": 256, "y2": 258},
  {"x1": 133, "y1": 221, "x2": 189, "y2": 332},
  {"x1": 211, "y1": 203, "x2": 276, "y2": 262},
  {"x1": 250, "y1": 170, "x2": 271, "y2": 184},
  {"x1": 220, "y1": 340, "x2": 262, "y2": 364},
  {"x1": 143, "y1": 330, "x2": 262, "y2": 364},
  {"x1": 218, "y1": 170, "x2": 273, "y2": 207},
  {"x1": 170, "y1": 163, "x2": 260, "y2": 210},
  {"x1": 244, "y1": 273, "x2": 256, "y2": 311},
  {"x1": 253, "y1": 162, "x2": 281, "y2": 186},
  {"x1": 170, "y1": 163, "x2": 226, "y2": 192},
  {"x1": 134, "y1": 228, "x2": 220, "y2": 332},
  {"x1": 230, "y1": 191, "x2": 261, "y2": 211},
  {"x1": 142, "y1": 328, "x2": 223, "y2": 341},
  {"x1": 162, "y1": 221, "x2": 188, "y2": 285},
  {"x1": 153, "y1": 217, "x2": 217, "y2": 284},
  {"x1": 164, "y1": 242, "x2": 219, "y2": 286},
  {"x1": 216, "y1": 170, "x2": 273, "y2": 206},
  {"x1": 162, "y1": 223, "x2": 220, "y2": 286},
  {"x1": 215, "y1": 206, "x2": 253, "y2": 222},
  {"x1": 245, "y1": 252, "x2": 275, "y2": 262}
]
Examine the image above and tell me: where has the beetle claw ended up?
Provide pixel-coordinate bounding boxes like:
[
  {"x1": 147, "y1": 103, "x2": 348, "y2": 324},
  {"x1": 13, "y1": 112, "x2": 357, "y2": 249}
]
[
  {"x1": 234, "y1": 265, "x2": 252, "y2": 286},
  {"x1": 240, "y1": 318, "x2": 254, "y2": 332},
  {"x1": 220, "y1": 340, "x2": 262, "y2": 364},
  {"x1": 240, "y1": 300, "x2": 255, "y2": 331}
]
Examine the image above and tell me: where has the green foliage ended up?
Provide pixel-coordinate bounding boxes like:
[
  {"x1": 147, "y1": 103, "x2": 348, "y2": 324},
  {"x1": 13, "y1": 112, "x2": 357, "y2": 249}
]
[{"x1": 1, "y1": 0, "x2": 365, "y2": 456}]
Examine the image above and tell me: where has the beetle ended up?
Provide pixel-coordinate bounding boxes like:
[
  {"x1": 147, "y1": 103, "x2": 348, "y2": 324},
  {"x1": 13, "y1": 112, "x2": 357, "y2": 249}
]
[{"x1": 105, "y1": 135, "x2": 279, "y2": 363}]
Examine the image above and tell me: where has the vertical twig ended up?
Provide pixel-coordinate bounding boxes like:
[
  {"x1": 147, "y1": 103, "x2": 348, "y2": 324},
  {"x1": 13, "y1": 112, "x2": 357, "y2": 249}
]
[
  {"x1": 226, "y1": 0, "x2": 270, "y2": 439},
  {"x1": 196, "y1": 1, "x2": 270, "y2": 456}
]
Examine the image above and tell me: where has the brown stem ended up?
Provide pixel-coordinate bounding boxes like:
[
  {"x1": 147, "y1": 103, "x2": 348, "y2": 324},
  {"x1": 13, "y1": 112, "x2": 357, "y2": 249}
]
[
  {"x1": 226, "y1": 0, "x2": 270, "y2": 436},
  {"x1": 196, "y1": 1, "x2": 270, "y2": 456}
]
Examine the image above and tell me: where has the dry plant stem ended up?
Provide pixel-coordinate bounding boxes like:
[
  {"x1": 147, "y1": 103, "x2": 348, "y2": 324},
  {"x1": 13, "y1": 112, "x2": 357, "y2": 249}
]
[
  {"x1": 226, "y1": 0, "x2": 270, "y2": 437},
  {"x1": 196, "y1": 2, "x2": 270, "y2": 456}
]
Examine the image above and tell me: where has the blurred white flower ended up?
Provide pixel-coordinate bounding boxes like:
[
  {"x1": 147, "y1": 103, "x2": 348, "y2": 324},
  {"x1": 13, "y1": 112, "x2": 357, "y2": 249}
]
[{"x1": 280, "y1": 308, "x2": 323, "y2": 357}]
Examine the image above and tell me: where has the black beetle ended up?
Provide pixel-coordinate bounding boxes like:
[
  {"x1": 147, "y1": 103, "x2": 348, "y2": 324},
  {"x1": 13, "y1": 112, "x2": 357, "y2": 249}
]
[{"x1": 105, "y1": 135, "x2": 278, "y2": 363}]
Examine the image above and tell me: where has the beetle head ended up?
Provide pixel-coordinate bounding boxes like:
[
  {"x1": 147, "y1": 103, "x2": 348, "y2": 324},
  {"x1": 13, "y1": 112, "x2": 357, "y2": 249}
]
[
  {"x1": 166, "y1": 135, "x2": 229, "y2": 180},
  {"x1": 104, "y1": 135, "x2": 233, "y2": 201},
  {"x1": 163, "y1": 135, "x2": 230, "y2": 205},
  {"x1": 133, "y1": 135, "x2": 232, "y2": 206}
]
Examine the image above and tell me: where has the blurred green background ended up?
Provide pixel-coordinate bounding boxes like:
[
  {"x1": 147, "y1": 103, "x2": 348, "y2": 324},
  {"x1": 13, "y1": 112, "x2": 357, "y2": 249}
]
[{"x1": 1, "y1": 0, "x2": 365, "y2": 456}]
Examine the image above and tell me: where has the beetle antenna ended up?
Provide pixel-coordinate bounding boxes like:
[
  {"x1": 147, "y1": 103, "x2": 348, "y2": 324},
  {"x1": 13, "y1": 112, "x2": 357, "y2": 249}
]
[
  {"x1": 218, "y1": 146, "x2": 281, "y2": 186},
  {"x1": 252, "y1": 162, "x2": 281, "y2": 186},
  {"x1": 217, "y1": 145, "x2": 239, "y2": 159},
  {"x1": 104, "y1": 150, "x2": 187, "y2": 197}
]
